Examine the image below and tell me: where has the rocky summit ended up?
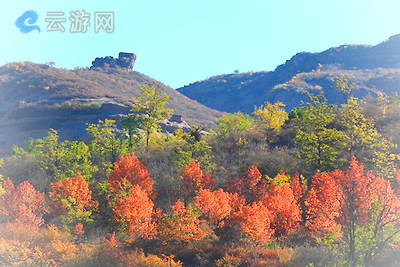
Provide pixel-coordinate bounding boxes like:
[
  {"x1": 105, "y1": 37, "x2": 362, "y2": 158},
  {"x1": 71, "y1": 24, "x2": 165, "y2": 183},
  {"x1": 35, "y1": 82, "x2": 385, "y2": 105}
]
[{"x1": 90, "y1": 52, "x2": 137, "y2": 71}]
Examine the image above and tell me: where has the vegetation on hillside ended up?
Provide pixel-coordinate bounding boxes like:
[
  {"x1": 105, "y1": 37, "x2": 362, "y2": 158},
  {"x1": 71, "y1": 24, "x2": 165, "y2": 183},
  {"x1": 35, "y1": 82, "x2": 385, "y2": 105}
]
[{"x1": 1, "y1": 83, "x2": 400, "y2": 266}]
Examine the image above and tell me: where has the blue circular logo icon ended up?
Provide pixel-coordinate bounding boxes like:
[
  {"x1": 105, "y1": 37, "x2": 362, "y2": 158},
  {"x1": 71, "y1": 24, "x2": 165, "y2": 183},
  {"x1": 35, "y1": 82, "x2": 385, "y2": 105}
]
[{"x1": 15, "y1": 10, "x2": 41, "y2": 33}]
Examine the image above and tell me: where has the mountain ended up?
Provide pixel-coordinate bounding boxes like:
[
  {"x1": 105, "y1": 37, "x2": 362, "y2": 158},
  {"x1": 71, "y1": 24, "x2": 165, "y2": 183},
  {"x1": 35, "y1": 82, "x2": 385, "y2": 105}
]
[
  {"x1": 177, "y1": 34, "x2": 400, "y2": 113},
  {"x1": 0, "y1": 62, "x2": 222, "y2": 155}
]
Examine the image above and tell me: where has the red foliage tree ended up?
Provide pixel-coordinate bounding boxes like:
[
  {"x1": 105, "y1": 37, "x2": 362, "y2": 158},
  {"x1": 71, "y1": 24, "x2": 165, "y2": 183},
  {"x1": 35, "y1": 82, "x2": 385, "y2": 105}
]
[
  {"x1": 0, "y1": 178, "x2": 47, "y2": 227},
  {"x1": 304, "y1": 171, "x2": 341, "y2": 235},
  {"x1": 246, "y1": 165, "x2": 262, "y2": 190},
  {"x1": 49, "y1": 173, "x2": 98, "y2": 221},
  {"x1": 108, "y1": 154, "x2": 154, "y2": 197},
  {"x1": 194, "y1": 189, "x2": 244, "y2": 228},
  {"x1": 158, "y1": 200, "x2": 207, "y2": 243},
  {"x1": 305, "y1": 157, "x2": 400, "y2": 266},
  {"x1": 261, "y1": 182, "x2": 301, "y2": 237},
  {"x1": 225, "y1": 165, "x2": 267, "y2": 202},
  {"x1": 180, "y1": 161, "x2": 214, "y2": 198},
  {"x1": 112, "y1": 185, "x2": 156, "y2": 240},
  {"x1": 233, "y1": 202, "x2": 274, "y2": 244}
]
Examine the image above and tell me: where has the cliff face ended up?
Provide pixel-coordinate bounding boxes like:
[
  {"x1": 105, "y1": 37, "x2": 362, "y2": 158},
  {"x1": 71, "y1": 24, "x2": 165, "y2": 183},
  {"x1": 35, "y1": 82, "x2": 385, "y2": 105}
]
[
  {"x1": 178, "y1": 34, "x2": 400, "y2": 113},
  {"x1": 0, "y1": 62, "x2": 222, "y2": 156}
]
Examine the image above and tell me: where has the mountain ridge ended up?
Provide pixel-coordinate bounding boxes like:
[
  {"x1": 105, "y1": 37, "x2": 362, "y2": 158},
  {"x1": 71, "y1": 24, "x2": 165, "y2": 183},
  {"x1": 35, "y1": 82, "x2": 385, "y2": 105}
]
[{"x1": 177, "y1": 34, "x2": 400, "y2": 112}]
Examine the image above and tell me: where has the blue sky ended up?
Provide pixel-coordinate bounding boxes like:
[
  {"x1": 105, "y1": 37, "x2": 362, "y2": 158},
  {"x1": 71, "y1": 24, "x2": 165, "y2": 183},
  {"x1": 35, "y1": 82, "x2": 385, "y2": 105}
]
[{"x1": 2, "y1": 0, "x2": 400, "y2": 88}]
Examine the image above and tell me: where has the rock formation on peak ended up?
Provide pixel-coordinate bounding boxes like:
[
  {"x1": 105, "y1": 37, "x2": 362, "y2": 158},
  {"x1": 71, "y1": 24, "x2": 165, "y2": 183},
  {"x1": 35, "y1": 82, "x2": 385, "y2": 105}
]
[{"x1": 90, "y1": 52, "x2": 137, "y2": 71}]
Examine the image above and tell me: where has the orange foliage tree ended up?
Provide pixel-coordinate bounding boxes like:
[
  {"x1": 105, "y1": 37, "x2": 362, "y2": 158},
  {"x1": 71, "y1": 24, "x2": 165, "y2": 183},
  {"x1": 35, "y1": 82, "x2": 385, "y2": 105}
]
[
  {"x1": 157, "y1": 200, "x2": 207, "y2": 243},
  {"x1": 49, "y1": 173, "x2": 98, "y2": 227},
  {"x1": 225, "y1": 165, "x2": 268, "y2": 203},
  {"x1": 304, "y1": 171, "x2": 342, "y2": 236},
  {"x1": 233, "y1": 202, "x2": 274, "y2": 244},
  {"x1": 0, "y1": 178, "x2": 47, "y2": 227},
  {"x1": 305, "y1": 157, "x2": 400, "y2": 266},
  {"x1": 261, "y1": 181, "x2": 301, "y2": 237},
  {"x1": 180, "y1": 161, "x2": 214, "y2": 199},
  {"x1": 112, "y1": 185, "x2": 156, "y2": 240},
  {"x1": 108, "y1": 154, "x2": 154, "y2": 198},
  {"x1": 194, "y1": 189, "x2": 244, "y2": 228}
]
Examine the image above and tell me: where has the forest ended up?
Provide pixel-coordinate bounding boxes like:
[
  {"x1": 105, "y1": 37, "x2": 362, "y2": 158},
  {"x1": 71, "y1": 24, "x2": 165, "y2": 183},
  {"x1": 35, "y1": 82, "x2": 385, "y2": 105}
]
[{"x1": 1, "y1": 80, "x2": 400, "y2": 267}]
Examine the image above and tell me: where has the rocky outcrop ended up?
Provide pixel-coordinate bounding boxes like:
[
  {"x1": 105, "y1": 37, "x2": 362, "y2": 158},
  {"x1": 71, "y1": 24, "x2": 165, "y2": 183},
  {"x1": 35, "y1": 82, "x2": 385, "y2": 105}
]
[{"x1": 90, "y1": 52, "x2": 137, "y2": 70}]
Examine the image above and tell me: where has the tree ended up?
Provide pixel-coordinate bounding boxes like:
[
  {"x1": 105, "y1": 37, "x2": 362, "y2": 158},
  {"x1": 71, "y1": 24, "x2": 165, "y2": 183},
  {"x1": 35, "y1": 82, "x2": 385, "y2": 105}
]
[
  {"x1": 86, "y1": 119, "x2": 128, "y2": 175},
  {"x1": 180, "y1": 161, "x2": 214, "y2": 199},
  {"x1": 293, "y1": 94, "x2": 347, "y2": 173},
  {"x1": 305, "y1": 158, "x2": 400, "y2": 266},
  {"x1": 172, "y1": 128, "x2": 215, "y2": 171},
  {"x1": 108, "y1": 154, "x2": 154, "y2": 198},
  {"x1": 337, "y1": 97, "x2": 399, "y2": 178},
  {"x1": 121, "y1": 114, "x2": 143, "y2": 150},
  {"x1": 253, "y1": 102, "x2": 288, "y2": 131},
  {"x1": 22, "y1": 129, "x2": 97, "y2": 181},
  {"x1": 157, "y1": 200, "x2": 207, "y2": 243},
  {"x1": 194, "y1": 189, "x2": 239, "y2": 228},
  {"x1": 112, "y1": 185, "x2": 156, "y2": 240},
  {"x1": 304, "y1": 171, "x2": 342, "y2": 237},
  {"x1": 49, "y1": 173, "x2": 98, "y2": 228},
  {"x1": 225, "y1": 165, "x2": 267, "y2": 203},
  {"x1": 361, "y1": 177, "x2": 400, "y2": 266},
  {"x1": 127, "y1": 86, "x2": 173, "y2": 148},
  {"x1": 0, "y1": 178, "x2": 47, "y2": 227},
  {"x1": 216, "y1": 112, "x2": 254, "y2": 138},
  {"x1": 260, "y1": 178, "x2": 301, "y2": 237},
  {"x1": 233, "y1": 202, "x2": 274, "y2": 244}
]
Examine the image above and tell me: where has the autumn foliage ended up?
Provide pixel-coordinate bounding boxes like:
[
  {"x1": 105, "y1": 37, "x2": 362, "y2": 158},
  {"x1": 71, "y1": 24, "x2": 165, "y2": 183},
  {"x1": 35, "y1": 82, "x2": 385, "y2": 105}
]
[
  {"x1": 225, "y1": 165, "x2": 267, "y2": 202},
  {"x1": 157, "y1": 200, "x2": 207, "y2": 243},
  {"x1": 49, "y1": 173, "x2": 98, "y2": 222},
  {"x1": 233, "y1": 202, "x2": 274, "y2": 243},
  {"x1": 261, "y1": 182, "x2": 301, "y2": 237},
  {"x1": 108, "y1": 154, "x2": 154, "y2": 197},
  {"x1": 305, "y1": 157, "x2": 400, "y2": 266},
  {"x1": 1, "y1": 152, "x2": 400, "y2": 266},
  {"x1": 194, "y1": 188, "x2": 244, "y2": 228},
  {"x1": 0, "y1": 178, "x2": 47, "y2": 227},
  {"x1": 180, "y1": 161, "x2": 214, "y2": 198},
  {"x1": 112, "y1": 184, "x2": 156, "y2": 240}
]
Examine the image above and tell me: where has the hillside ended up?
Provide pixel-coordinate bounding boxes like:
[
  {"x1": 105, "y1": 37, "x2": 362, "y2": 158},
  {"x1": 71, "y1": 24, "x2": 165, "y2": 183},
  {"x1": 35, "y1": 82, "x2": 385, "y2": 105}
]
[
  {"x1": 0, "y1": 62, "x2": 222, "y2": 155},
  {"x1": 178, "y1": 34, "x2": 400, "y2": 112}
]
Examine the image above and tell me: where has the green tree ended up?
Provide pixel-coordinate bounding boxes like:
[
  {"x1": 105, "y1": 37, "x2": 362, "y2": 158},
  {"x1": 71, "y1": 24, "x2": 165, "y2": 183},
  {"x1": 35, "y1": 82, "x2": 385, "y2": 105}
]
[
  {"x1": 293, "y1": 94, "x2": 346, "y2": 173},
  {"x1": 121, "y1": 115, "x2": 143, "y2": 150},
  {"x1": 172, "y1": 129, "x2": 215, "y2": 171},
  {"x1": 216, "y1": 112, "x2": 254, "y2": 138},
  {"x1": 337, "y1": 97, "x2": 399, "y2": 178},
  {"x1": 86, "y1": 119, "x2": 128, "y2": 176},
  {"x1": 22, "y1": 129, "x2": 97, "y2": 181},
  {"x1": 128, "y1": 86, "x2": 173, "y2": 148}
]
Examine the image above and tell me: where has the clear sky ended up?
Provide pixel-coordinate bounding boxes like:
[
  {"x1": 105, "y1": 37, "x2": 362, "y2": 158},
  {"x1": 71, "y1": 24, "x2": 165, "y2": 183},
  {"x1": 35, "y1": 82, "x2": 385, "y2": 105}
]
[{"x1": 2, "y1": 0, "x2": 400, "y2": 88}]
